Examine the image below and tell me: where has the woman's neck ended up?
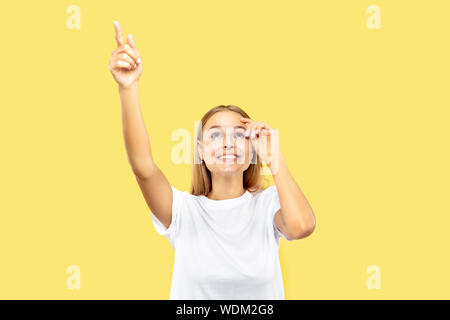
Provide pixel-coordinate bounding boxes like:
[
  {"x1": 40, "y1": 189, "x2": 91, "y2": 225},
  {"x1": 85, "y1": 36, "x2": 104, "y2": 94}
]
[{"x1": 206, "y1": 174, "x2": 245, "y2": 200}]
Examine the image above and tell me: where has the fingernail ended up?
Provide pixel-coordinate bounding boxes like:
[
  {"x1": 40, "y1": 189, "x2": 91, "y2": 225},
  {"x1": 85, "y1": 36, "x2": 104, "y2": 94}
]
[
  {"x1": 114, "y1": 20, "x2": 118, "y2": 25},
  {"x1": 137, "y1": 57, "x2": 141, "y2": 64}
]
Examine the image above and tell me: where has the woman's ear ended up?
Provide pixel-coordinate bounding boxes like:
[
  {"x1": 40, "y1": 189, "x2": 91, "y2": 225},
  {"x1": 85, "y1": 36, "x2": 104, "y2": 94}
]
[{"x1": 196, "y1": 140, "x2": 203, "y2": 163}]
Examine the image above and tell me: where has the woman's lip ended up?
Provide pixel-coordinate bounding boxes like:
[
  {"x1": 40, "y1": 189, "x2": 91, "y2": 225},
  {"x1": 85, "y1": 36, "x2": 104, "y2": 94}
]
[{"x1": 217, "y1": 155, "x2": 239, "y2": 159}]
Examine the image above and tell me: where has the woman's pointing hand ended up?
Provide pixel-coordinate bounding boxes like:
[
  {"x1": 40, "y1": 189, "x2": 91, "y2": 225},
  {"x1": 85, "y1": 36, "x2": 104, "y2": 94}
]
[{"x1": 109, "y1": 20, "x2": 142, "y2": 89}]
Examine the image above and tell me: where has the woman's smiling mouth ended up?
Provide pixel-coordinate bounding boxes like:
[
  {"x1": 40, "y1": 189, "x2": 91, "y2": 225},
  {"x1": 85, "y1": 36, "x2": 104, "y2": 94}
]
[{"x1": 217, "y1": 154, "x2": 239, "y2": 162}]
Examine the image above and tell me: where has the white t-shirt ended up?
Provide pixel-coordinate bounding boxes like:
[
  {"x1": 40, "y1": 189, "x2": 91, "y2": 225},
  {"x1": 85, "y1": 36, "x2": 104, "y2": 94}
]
[{"x1": 149, "y1": 184, "x2": 293, "y2": 300}]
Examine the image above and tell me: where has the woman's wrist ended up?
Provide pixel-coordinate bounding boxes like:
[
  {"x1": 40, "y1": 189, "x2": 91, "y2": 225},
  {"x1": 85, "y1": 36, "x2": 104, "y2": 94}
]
[
  {"x1": 269, "y1": 151, "x2": 284, "y2": 175},
  {"x1": 118, "y1": 81, "x2": 139, "y2": 92}
]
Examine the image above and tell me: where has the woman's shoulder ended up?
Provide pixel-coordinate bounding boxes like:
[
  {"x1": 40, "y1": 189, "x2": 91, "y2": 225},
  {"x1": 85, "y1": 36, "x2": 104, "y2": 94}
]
[
  {"x1": 249, "y1": 185, "x2": 277, "y2": 199},
  {"x1": 172, "y1": 185, "x2": 206, "y2": 200},
  {"x1": 252, "y1": 184, "x2": 276, "y2": 193}
]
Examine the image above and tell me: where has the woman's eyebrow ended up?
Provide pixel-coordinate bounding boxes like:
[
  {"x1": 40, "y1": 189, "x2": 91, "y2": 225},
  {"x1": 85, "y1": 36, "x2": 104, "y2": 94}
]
[{"x1": 207, "y1": 125, "x2": 246, "y2": 130}]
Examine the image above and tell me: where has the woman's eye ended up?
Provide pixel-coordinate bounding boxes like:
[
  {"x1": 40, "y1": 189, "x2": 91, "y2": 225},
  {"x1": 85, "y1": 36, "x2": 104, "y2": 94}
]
[{"x1": 210, "y1": 131, "x2": 245, "y2": 139}]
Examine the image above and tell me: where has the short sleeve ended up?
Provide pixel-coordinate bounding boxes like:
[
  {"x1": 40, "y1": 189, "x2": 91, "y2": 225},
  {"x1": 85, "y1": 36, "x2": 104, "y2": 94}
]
[
  {"x1": 264, "y1": 185, "x2": 293, "y2": 242},
  {"x1": 149, "y1": 186, "x2": 184, "y2": 246}
]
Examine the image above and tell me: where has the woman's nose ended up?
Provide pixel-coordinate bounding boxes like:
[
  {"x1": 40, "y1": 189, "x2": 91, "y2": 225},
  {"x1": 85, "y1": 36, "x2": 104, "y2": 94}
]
[{"x1": 224, "y1": 132, "x2": 235, "y2": 147}]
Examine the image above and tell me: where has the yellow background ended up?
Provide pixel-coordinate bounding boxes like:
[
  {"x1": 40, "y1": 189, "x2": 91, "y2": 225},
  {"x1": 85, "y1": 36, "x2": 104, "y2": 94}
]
[{"x1": 1, "y1": 0, "x2": 449, "y2": 299}]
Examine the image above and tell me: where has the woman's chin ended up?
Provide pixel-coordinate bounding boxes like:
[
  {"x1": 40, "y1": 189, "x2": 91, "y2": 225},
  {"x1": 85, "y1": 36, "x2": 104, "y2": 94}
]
[{"x1": 209, "y1": 163, "x2": 246, "y2": 175}]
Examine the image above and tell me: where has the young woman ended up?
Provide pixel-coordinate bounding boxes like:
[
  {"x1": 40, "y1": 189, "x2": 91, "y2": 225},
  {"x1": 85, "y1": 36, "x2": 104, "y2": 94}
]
[{"x1": 109, "y1": 21, "x2": 316, "y2": 300}]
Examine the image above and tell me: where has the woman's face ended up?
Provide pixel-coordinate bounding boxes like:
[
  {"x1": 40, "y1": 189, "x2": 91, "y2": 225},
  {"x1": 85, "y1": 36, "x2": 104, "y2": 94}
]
[{"x1": 198, "y1": 111, "x2": 254, "y2": 175}]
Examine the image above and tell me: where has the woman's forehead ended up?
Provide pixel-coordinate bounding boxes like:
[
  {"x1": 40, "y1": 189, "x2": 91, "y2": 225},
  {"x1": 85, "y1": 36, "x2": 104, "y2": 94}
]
[{"x1": 204, "y1": 111, "x2": 244, "y2": 130}]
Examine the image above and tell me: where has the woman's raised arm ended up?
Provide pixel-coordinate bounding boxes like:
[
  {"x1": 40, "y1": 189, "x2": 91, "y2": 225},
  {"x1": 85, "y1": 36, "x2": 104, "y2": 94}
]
[{"x1": 109, "y1": 21, "x2": 174, "y2": 229}]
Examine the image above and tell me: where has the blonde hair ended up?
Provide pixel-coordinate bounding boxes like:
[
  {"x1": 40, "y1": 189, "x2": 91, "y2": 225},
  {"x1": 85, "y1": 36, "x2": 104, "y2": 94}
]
[{"x1": 190, "y1": 105, "x2": 265, "y2": 196}]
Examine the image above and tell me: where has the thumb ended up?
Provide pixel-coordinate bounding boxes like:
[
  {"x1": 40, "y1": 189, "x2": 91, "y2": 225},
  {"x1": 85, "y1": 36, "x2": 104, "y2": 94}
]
[
  {"x1": 127, "y1": 34, "x2": 141, "y2": 63},
  {"x1": 127, "y1": 33, "x2": 136, "y2": 48},
  {"x1": 250, "y1": 135, "x2": 258, "y2": 152},
  {"x1": 128, "y1": 34, "x2": 141, "y2": 55}
]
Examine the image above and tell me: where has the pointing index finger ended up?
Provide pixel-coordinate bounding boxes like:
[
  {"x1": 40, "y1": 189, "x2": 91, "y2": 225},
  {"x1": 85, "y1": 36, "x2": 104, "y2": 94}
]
[{"x1": 113, "y1": 20, "x2": 124, "y2": 47}]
